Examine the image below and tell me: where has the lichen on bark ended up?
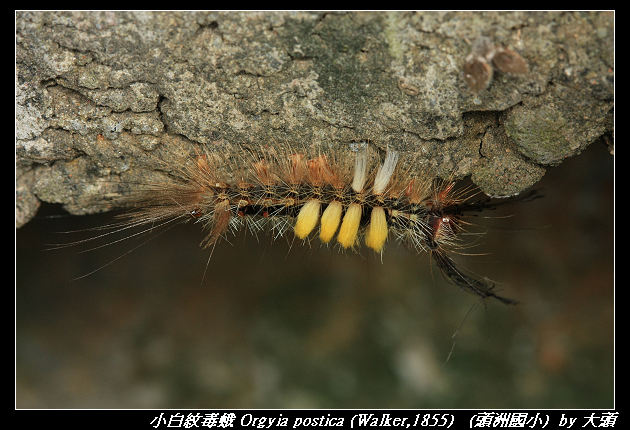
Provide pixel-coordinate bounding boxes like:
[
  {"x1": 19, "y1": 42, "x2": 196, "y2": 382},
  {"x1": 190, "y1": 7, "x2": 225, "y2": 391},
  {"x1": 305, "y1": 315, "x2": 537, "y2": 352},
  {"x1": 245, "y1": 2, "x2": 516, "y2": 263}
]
[{"x1": 16, "y1": 11, "x2": 613, "y2": 227}]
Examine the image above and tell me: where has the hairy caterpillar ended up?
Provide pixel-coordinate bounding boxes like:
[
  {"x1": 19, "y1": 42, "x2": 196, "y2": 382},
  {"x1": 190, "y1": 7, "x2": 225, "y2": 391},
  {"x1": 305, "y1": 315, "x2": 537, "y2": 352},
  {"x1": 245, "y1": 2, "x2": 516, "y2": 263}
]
[
  {"x1": 67, "y1": 141, "x2": 540, "y2": 304},
  {"x1": 18, "y1": 139, "x2": 613, "y2": 409}
]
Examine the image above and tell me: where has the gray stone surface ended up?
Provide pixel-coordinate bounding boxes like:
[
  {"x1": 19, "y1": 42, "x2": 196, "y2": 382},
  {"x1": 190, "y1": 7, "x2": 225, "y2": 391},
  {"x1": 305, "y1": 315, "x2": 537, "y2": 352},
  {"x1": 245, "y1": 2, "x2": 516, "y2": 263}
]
[{"x1": 16, "y1": 11, "x2": 613, "y2": 227}]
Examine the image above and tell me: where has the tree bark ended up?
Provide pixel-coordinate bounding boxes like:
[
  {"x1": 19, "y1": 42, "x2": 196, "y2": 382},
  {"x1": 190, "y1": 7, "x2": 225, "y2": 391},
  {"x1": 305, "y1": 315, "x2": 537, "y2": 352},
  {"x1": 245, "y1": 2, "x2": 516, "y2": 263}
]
[{"x1": 16, "y1": 11, "x2": 613, "y2": 227}]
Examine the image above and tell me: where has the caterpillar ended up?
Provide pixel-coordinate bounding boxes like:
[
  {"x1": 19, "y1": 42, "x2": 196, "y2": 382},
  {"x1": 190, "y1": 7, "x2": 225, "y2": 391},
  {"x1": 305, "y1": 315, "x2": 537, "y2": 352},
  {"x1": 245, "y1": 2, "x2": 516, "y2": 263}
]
[{"x1": 81, "y1": 141, "x2": 539, "y2": 305}]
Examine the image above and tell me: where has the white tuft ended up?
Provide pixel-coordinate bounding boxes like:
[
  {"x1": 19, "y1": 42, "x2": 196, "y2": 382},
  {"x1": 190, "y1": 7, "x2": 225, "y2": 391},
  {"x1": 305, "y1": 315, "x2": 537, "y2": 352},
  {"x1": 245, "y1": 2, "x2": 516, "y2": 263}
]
[
  {"x1": 351, "y1": 146, "x2": 369, "y2": 192},
  {"x1": 372, "y1": 150, "x2": 399, "y2": 195}
]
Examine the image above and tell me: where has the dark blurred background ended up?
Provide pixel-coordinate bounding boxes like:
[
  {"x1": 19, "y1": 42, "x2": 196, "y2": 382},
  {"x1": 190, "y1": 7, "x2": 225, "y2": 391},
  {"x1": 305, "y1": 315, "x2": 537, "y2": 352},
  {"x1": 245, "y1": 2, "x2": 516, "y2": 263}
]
[{"x1": 16, "y1": 142, "x2": 613, "y2": 408}]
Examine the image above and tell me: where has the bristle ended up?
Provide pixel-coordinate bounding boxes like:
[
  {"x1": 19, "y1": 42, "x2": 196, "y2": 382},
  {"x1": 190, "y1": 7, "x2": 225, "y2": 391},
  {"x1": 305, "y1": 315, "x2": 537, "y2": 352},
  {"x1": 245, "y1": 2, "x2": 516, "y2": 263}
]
[
  {"x1": 319, "y1": 200, "x2": 343, "y2": 243},
  {"x1": 372, "y1": 150, "x2": 399, "y2": 195},
  {"x1": 252, "y1": 160, "x2": 275, "y2": 186},
  {"x1": 203, "y1": 199, "x2": 231, "y2": 249},
  {"x1": 294, "y1": 199, "x2": 321, "y2": 239},
  {"x1": 404, "y1": 177, "x2": 432, "y2": 204},
  {"x1": 337, "y1": 203, "x2": 362, "y2": 249},
  {"x1": 307, "y1": 156, "x2": 326, "y2": 186},
  {"x1": 351, "y1": 146, "x2": 369, "y2": 193},
  {"x1": 365, "y1": 207, "x2": 388, "y2": 252},
  {"x1": 287, "y1": 153, "x2": 307, "y2": 184}
]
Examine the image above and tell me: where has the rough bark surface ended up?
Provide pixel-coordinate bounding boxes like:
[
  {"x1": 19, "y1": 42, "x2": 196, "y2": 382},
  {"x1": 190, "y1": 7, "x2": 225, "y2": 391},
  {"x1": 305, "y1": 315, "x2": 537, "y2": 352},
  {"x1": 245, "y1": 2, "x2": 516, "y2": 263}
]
[{"x1": 16, "y1": 11, "x2": 614, "y2": 227}]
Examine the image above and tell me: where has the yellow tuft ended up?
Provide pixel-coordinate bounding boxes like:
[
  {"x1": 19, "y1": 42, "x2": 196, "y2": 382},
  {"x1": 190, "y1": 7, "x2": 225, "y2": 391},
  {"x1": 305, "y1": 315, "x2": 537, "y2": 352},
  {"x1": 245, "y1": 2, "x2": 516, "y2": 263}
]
[
  {"x1": 365, "y1": 207, "x2": 388, "y2": 252},
  {"x1": 294, "y1": 199, "x2": 321, "y2": 239},
  {"x1": 337, "y1": 203, "x2": 362, "y2": 249},
  {"x1": 319, "y1": 201, "x2": 343, "y2": 243}
]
